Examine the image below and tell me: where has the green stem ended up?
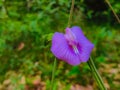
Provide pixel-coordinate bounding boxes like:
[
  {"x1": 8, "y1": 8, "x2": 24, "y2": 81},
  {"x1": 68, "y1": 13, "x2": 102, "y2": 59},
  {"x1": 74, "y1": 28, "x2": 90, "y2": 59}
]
[
  {"x1": 105, "y1": 0, "x2": 120, "y2": 23},
  {"x1": 87, "y1": 57, "x2": 107, "y2": 90},
  {"x1": 50, "y1": 0, "x2": 75, "y2": 90},
  {"x1": 51, "y1": 58, "x2": 57, "y2": 90},
  {"x1": 67, "y1": 0, "x2": 75, "y2": 27}
]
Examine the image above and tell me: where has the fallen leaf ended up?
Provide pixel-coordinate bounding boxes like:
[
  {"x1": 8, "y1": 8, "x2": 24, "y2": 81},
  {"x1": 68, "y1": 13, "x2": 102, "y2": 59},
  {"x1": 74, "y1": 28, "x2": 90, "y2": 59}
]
[
  {"x1": 70, "y1": 84, "x2": 93, "y2": 90},
  {"x1": 17, "y1": 42, "x2": 25, "y2": 51}
]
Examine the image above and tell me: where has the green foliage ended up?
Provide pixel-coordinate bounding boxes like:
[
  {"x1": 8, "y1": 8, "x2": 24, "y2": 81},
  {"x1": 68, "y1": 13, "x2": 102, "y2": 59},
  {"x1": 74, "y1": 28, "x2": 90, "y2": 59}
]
[
  {"x1": 81, "y1": 0, "x2": 120, "y2": 23},
  {"x1": 0, "y1": 0, "x2": 120, "y2": 90}
]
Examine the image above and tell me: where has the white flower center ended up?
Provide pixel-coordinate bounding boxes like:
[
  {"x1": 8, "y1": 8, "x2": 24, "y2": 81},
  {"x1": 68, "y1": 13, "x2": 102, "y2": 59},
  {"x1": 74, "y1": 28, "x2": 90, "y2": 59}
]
[{"x1": 72, "y1": 45, "x2": 79, "y2": 54}]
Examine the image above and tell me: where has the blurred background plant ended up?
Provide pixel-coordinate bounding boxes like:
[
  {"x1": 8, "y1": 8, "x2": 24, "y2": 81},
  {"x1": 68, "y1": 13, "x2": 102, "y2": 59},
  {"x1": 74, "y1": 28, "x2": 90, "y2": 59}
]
[{"x1": 0, "y1": 0, "x2": 120, "y2": 90}]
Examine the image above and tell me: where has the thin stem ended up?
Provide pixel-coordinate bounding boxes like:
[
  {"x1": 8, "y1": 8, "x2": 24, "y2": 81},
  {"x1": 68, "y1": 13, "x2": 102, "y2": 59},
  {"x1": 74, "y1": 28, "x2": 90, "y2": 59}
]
[
  {"x1": 68, "y1": 0, "x2": 75, "y2": 27},
  {"x1": 87, "y1": 57, "x2": 107, "y2": 90},
  {"x1": 51, "y1": 58, "x2": 57, "y2": 90},
  {"x1": 50, "y1": 1, "x2": 75, "y2": 90},
  {"x1": 105, "y1": 0, "x2": 120, "y2": 23}
]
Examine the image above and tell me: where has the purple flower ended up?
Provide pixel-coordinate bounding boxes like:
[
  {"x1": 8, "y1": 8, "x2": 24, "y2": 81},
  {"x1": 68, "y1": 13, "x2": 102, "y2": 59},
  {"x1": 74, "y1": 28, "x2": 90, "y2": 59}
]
[{"x1": 51, "y1": 26, "x2": 94, "y2": 66}]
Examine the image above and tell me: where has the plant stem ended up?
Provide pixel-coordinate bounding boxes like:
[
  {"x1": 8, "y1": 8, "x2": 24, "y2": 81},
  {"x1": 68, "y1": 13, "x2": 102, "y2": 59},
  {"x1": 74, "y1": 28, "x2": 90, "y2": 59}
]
[
  {"x1": 105, "y1": 0, "x2": 120, "y2": 23},
  {"x1": 87, "y1": 57, "x2": 107, "y2": 90},
  {"x1": 68, "y1": 0, "x2": 75, "y2": 27},
  {"x1": 51, "y1": 58, "x2": 57, "y2": 90},
  {"x1": 51, "y1": 0, "x2": 75, "y2": 90}
]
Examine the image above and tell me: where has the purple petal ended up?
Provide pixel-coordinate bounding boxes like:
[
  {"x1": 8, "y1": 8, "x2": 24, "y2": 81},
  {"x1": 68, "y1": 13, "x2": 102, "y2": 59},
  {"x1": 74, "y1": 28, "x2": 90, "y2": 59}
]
[
  {"x1": 51, "y1": 32, "x2": 81, "y2": 65},
  {"x1": 71, "y1": 26, "x2": 94, "y2": 62}
]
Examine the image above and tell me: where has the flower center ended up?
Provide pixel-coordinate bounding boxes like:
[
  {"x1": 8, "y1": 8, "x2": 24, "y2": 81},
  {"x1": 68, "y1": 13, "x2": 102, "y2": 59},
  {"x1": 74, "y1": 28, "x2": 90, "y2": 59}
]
[
  {"x1": 72, "y1": 45, "x2": 79, "y2": 54},
  {"x1": 64, "y1": 28, "x2": 79, "y2": 54}
]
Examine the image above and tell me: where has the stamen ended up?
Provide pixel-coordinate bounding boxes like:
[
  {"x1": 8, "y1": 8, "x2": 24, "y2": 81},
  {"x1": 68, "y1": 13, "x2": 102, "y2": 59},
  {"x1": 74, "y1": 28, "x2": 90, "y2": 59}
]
[{"x1": 72, "y1": 46, "x2": 79, "y2": 54}]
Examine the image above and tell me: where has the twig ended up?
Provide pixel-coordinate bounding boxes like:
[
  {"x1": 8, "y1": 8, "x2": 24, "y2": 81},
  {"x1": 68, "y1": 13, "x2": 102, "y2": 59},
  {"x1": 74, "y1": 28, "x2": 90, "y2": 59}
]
[
  {"x1": 67, "y1": 0, "x2": 75, "y2": 27},
  {"x1": 105, "y1": 0, "x2": 120, "y2": 23}
]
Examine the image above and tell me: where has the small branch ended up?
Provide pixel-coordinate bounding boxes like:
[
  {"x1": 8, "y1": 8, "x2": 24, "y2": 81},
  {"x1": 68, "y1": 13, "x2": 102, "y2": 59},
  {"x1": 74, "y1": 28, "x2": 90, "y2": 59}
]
[
  {"x1": 67, "y1": 0, "x2": 75, "y2": 27},
  {"x1": 105, "y1": 0, "x2": 120, "y2": 23}
]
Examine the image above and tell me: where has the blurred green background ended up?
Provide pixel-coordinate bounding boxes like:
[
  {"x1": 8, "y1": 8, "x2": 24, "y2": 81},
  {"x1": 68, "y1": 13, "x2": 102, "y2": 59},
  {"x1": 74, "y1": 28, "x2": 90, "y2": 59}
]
[{"x1": 0, "y1": 0, "x2": 120, "y2": 90}]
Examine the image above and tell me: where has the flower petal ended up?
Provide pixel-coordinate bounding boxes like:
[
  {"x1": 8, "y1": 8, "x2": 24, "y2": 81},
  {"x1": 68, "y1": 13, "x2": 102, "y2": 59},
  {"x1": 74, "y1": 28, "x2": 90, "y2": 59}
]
[
  {"x1": 51, "y1": 32, "x2": 81, "y2": 65},
  {"x1": 71, "y1": 26, "x2": 94, "y2": 62}
]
